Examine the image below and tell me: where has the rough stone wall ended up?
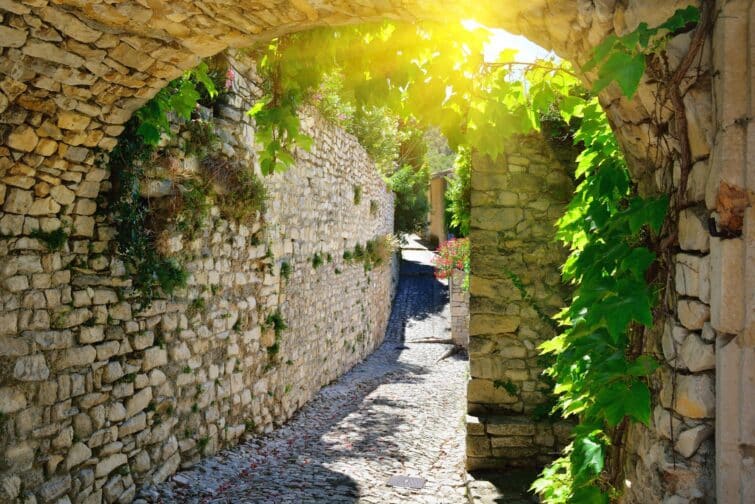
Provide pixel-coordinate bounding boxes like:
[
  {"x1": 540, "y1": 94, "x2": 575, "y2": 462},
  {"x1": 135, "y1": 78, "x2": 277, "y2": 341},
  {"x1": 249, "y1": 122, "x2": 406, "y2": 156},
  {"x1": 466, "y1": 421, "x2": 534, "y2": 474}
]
[
  {"x1": 465, "y1": 134, "x2": 574, "y2": 470},
  {"x1": 0, "y1": 52, "x2": 397, "y2": 503},
  {"x1": 449, "y1": 270, "x2": 469, "y2": 348},
  {"x1": 0, "y1": 0, "x2": 750, "y2": 502}
]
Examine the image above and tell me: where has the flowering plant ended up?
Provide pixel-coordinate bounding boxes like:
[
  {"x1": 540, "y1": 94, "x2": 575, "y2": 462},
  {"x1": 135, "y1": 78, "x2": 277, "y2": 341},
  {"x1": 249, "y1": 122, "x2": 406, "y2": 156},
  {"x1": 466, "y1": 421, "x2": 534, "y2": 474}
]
[{"x1": 432, "y1": 238, "x2": 470, "y2": 289}]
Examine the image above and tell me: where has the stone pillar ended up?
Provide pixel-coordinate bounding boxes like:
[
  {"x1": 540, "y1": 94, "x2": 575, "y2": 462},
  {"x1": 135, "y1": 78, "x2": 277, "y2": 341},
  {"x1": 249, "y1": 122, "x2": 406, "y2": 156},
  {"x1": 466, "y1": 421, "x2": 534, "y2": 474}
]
[
  {"x1": 711, "y1": 1, "x2": 755, "y2": 502},
  {"x1": 449, "y1": 269, "x2": 469, "y2": 347},
  {"x1": 465, "y1": 134, "x2": 574, "y2": 470}
]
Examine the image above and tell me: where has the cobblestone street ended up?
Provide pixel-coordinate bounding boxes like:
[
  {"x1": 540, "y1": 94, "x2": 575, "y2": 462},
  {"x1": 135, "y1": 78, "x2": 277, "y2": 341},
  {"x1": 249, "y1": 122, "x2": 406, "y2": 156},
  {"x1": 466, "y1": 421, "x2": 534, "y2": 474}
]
[{"x1": 142, "y1": 244, "x2": 470, "y2": 503}]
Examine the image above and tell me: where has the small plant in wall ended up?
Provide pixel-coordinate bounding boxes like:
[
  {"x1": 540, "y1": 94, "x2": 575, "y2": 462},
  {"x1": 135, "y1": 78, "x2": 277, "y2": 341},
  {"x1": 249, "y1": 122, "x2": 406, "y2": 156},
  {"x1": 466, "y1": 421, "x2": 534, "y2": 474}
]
[
  {"x1": 265, "y1": 310, "x2": 287, "y2": 337},
  {"x1": 280, "y1": 261, "x2": 292, "y2": 280},
  {"x1": 30, "y1": 226, "x2": 69, "y2": 252},
  {"x1": 353, "y1": 185, "x2": 362, "y2": 205},
  {"x1": 311, "y1": 252, "x2": 324, "y2": 269},
  {"x1": 493, "y1": 379, "x2": 518, "y2": 396}
]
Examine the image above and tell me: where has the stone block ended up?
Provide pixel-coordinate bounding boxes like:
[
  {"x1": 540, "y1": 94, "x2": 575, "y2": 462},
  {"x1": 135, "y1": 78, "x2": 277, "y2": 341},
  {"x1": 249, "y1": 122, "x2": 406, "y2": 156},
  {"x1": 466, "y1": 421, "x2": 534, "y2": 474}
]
[
  {"x1": 142, "y1": 346, "x2": 167, "y2": 371},
  {"x1": 490, "y1": 436, "x2": 532, "y2": 448},
  {"x1": 678, "y1": 300, "x2": 709, "y2": 330},
  {"x1": 710, "y1": 237, "x2": 745, "y2": 334},
  {"x1": 468, "y1": 379, "x2": 518, "y2": 405},
  {"x1": 675, "y1": 374, "x2": 715, "y2": 419},
  {"x1": 675, "y1": 254, "x2": 710, "y2": 303},
  {"x1": 119, "y1": 412, "x2": 147, "y2": 437},
  {"x1": 7, "y1": 125, "x2": 39, "y2": 152},
  {"x1": 55, "y1": 345, "x2": 96, "y2": 370},
  {"x1": 3, "y1": 188, "x2": 32, "y2": 214},
  {"x1": 679, "y1": 332, "x2": 715, "y2": 372},
  {"x1": 485, "y1": 417, "x2": 536, "y2": 436},
  {"x1": 675, "y1": 424, "x2": 713, "y2": 458},
  {"x1": 469, "y1": 314, "x2": 520, "y2": 336},
  {"x1": 678, "y1": 208, "x2": 709, "y2": 252},
  {"x1": 0, "y1": 25, "x2": 27, "y2": 47},
  {"x1": 65, "y1": 442, "x2": 92, "y2": 470},
  {"x1": 466, "y1": 435, "x2": 492, "y2": 457},
  {"x1": 0, "y1": 387, "x2": 27, "y2": 413},
  {"x1": 37, "y1": 474, "x2": 71, "y2": 503},
  {"x1": 13, "y1": 354, "x2": 50, "y2": 381},
  {"x1": 95, "y1": 453, "x2": 127, "y2": 478},
  {"x1": 125, "y1": 387, "x2": 152, "y2": 418}
]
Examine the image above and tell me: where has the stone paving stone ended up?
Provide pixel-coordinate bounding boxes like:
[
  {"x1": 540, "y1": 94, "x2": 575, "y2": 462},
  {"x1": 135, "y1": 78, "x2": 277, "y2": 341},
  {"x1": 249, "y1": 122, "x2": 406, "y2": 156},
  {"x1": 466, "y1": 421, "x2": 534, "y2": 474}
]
[{"x1": 144, "y1": 245, "x2": 469, "y2": 503}]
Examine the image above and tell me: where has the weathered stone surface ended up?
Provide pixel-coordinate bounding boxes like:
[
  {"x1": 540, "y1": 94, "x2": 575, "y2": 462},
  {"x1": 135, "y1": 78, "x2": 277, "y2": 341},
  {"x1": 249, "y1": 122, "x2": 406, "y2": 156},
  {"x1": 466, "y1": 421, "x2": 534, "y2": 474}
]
[
  {"x1": 95, "y1": 453, "x2": 127, "y2": 478},
  {"x1": 675, "y1": 374, "x2": 715, "y2": 419},
  {"x1": 142, "y1": 346, "x2": 167, "y2": 371},
  {"x1": 0, "y1": 387, "x2": 26, "y2": 413},
  {"x1": 0, "y1": 25, "x2": 27, "y2": 48},
  {"x1": 680, "y1": 332, "x2": 715, "y2": 372},
  {"x1": 38, "y1": 475, "x2": 71, "y2": 503},
  {"x1": 39, "y1": 6, "x2": 102, "y2": 44},
  {"x1": 13, "y1": 355, "x2": 50, "y2": 381},
  {"x1": 57, "y1": 111, "x2": 91, "y2": 131},
  {"x1": 678, "y1": 209, "x2": 710, "y2": 252},
  {"x1": 710, "y1": 237, "x2": 745, "y2": 334},
  {"x1": 7, "y1": 125, "x2": 38, "y2": 152},
  {"x1": 56, "y1": 345, "x2": 96, "y2": 370},
  {"x1": 678, "y1": 299, "x2": 710, "y2": 330},
  {"x1": 65, "y1": 442, "x2": 92, "y2": 470},
  {"x1": 675, "y1": 254, "x2": 710, "y2": 303},
  {"x1": 675, "y1": 424, "x2": 713, "y2": 458},
  {"x1": 2, "y1": 188, "x2": 32, "y2": 214},
  {"x1": 126, "y1": 387, "x2": 152, "y2": 418}
]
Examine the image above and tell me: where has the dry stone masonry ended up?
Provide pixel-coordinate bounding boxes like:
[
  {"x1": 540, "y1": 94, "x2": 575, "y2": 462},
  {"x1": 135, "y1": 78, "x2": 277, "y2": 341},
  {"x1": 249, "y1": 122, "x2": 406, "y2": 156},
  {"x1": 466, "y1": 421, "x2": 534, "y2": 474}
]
[
  {"x1": 0, "y1": 47, "x2": 397, "y2": 502},
  {"x1": 466, "y1": 134, "x2": 574, "y2": 471},
  {"x1": 0, "y1": 0, "x2": 752, "y2": 502}
]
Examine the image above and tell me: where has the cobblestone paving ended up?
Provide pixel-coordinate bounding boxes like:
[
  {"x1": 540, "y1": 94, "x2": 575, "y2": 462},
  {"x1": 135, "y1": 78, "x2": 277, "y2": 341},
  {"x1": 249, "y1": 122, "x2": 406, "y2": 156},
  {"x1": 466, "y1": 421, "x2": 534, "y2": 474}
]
[{"x1": 143, "y1": 244, "x2": 469, "y2": 503}]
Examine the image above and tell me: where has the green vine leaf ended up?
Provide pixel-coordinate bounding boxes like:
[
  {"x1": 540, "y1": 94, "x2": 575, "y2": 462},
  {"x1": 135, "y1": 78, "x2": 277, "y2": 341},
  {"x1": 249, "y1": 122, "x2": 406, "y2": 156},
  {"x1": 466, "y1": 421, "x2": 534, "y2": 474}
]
[
  {"x1": 571, "y1": 435, "x2": 605, "y2": 482},
  {"x1": 592, "y1": 51, "x2": 646, "y2": 97}
]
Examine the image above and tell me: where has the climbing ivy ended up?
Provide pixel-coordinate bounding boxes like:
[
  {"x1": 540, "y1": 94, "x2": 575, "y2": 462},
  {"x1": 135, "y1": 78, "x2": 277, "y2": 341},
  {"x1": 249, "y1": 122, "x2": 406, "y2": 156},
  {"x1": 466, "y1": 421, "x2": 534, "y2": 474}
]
[
  {"x1": 109, "y1": 64, "x2": 217, "y2": 307},
  {"x1": 532, "y1": 7, "x2": 700, "y2": 502}
]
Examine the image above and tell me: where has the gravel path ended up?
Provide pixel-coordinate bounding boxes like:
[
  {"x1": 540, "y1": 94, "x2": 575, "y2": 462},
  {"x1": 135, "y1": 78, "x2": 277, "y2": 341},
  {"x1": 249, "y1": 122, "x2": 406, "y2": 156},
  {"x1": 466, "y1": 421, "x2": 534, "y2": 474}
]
[{"x1": 143, "y1": 243, "x2": 469, "y2": 504}]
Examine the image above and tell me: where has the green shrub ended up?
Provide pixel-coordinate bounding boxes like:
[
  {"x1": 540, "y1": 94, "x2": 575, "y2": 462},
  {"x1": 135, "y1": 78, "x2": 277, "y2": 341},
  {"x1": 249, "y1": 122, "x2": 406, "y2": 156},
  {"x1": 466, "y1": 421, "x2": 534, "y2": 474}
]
[
  {"x1": 202, "y1": 155, "x2": 266, "y2": 224},
  {"x1": 445, "y1": 148, "x2": 471, "y2": 237},
  {"x1": 183, "y1": 119, "x2": 220, "y2": 159},
  {"x1": 173, "y1": 177, "x2": 213, "y2": 239},
  {"x1": 387, "y1": 164, "x2": 429, "y2": 234}
]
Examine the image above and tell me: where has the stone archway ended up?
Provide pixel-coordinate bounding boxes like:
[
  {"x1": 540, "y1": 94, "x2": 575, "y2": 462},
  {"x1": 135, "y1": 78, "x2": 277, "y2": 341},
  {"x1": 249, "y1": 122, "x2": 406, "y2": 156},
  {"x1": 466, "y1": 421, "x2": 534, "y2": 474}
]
[{"x1": 1, "y1": 1, "x2": 752, "y2": 502}]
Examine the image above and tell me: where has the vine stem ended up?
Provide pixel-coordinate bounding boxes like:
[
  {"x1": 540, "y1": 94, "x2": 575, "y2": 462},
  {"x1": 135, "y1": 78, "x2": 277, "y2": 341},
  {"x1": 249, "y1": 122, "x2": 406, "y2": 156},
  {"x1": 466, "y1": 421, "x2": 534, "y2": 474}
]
[
  {"x1": 483, "y1": 61, "x2": 580, "y2": 79},
  {"x1": 667, "y1": 0, "x2": 714, "y2": 205}
]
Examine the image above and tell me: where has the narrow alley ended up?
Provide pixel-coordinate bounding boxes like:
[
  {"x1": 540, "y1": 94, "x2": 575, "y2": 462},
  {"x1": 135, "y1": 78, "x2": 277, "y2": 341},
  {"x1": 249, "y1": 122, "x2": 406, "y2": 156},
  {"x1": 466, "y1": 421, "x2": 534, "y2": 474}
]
[{"x1": 141, "y1": 242, "x2": 469, "y2": 503}]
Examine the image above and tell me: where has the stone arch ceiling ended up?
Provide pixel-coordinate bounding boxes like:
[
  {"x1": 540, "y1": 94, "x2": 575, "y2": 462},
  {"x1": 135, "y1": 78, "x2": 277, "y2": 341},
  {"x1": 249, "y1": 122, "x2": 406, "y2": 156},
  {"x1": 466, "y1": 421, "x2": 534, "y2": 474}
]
[{"x1": 1, "y1": 0, "x2": 702, "y2": 190}]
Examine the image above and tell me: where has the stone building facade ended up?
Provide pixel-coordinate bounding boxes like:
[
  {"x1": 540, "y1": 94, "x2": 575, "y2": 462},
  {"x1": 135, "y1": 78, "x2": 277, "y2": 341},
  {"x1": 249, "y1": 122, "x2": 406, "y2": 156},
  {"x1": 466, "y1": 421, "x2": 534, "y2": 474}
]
[
  {"x1": 0, "y1": 50, "x2": 397, "y2": 502},
  {"x1": 0, "y1": 0, "x2": 752, "y2": 502}
]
